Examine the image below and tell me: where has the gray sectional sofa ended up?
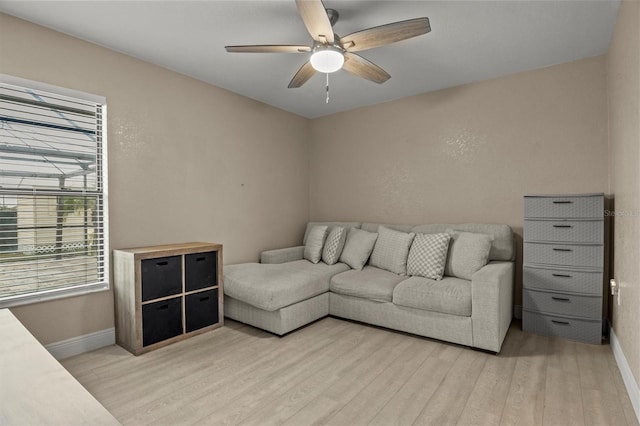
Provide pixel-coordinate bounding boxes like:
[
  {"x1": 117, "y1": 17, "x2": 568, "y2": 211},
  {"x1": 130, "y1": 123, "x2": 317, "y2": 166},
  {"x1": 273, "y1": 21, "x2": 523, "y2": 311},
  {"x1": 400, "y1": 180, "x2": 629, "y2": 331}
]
[{"x1": 224, "y1": 222, "x2": 515, "y2": 353}]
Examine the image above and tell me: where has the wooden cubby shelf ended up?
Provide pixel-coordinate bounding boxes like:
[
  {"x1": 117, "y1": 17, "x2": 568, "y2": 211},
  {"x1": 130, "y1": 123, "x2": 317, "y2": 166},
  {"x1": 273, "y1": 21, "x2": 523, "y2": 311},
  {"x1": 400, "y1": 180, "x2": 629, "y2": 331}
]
[{"x1": 113, "y1": 242, "x2": 223, "y2": 355}]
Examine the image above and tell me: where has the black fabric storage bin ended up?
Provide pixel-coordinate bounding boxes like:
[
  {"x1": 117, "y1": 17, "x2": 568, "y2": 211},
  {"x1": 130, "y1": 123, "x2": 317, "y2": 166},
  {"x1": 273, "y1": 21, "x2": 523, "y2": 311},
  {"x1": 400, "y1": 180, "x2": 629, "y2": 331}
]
[
  {"x1": 142, "y1": 297, "x2": 183, "y2": 346},
  {"x1": 141, "y1": 255, "x2": 182, "y2": 301},
  {"x1": 185, "y1": 289, "x2": 218, "y2": 332},
  {"x1": 185, "y1": 252, "x2": 217, "y2": 291}
]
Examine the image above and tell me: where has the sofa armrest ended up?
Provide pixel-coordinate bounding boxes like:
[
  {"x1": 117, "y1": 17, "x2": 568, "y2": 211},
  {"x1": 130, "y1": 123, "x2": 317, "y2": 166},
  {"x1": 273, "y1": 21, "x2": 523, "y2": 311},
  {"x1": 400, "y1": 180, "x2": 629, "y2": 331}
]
[
  {"x1": 471, "y1": 261, "x2": 514, "y2": 353},
  {"x1": 260, "y1": 246, "x2": 305, "y2": 264}
]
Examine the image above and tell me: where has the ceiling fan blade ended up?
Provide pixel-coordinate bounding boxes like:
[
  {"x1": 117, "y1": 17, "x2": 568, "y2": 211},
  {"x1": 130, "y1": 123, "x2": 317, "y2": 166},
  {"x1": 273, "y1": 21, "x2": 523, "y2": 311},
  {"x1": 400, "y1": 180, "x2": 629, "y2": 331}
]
[
  {"x1": 341, "y1": 17, "x2": 431, "y2": 52},
  {"x1": 343, "y1": 52, "x2": 391, "y2": 84},
  {"x1": 225, "y1": 45, "x2": 311, "y2": 53},
  {"x1": 296, "y1": 0, "x2": 334, "y2": 43},
  {"x1": 288, "y1": 61, "x2": 317, "y2": 88}
]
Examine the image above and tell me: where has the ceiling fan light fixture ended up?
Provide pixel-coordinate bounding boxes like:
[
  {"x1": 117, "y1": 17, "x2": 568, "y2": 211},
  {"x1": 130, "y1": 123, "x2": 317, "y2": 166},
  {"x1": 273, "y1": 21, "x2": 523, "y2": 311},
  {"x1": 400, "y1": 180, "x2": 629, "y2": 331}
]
[
  {"x1": 310, "y1": 45, "x2": 344, "y2": 73},
  {"x1": 226, "y1": 1, "x2": 431, "y2": 88}
]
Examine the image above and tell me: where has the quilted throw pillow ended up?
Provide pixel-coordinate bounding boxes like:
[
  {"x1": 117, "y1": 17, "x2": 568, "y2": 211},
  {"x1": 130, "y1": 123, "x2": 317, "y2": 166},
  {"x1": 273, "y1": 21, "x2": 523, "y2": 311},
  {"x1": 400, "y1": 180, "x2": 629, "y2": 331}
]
[
  {"x1": 444, "y1": 229, "x2": 493, "y2": 280},
  {"x1": 369, "y1": 226, "x2": 416, "y2": 275},
  {"x1": 322, "y1": 226, "x2": 347, "y2": 265},
  {"x1": 407, "y1": 233, "x2": 451, "y2": 280},
  {"x1": 304, "y1": 225, "x2": 328, "y2": 264}
]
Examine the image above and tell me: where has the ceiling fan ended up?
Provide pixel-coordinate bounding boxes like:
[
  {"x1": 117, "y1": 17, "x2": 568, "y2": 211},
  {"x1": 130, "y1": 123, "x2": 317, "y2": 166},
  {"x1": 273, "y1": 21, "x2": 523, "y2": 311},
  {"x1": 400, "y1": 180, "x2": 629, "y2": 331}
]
[{"x1": 225, "y1": 0, "x2": 431, "y2": 88}]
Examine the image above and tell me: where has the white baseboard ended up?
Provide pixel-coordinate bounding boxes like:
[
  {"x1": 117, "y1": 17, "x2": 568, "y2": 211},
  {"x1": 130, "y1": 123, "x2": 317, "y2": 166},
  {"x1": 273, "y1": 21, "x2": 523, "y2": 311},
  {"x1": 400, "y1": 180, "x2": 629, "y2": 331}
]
[
  {"x1": 513, "y1": 304, "x2": 522, "y2": 320},
  {"x1": 610, "y1": 326, "x2": 640, "y2": 423},
  {"x1": 45, "y1": 327, "x2": 115, "y2": 360}
]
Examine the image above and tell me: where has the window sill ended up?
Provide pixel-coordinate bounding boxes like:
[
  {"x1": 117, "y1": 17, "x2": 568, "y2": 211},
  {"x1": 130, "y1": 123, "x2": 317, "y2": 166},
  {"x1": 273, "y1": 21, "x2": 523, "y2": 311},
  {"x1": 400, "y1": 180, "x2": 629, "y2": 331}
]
[{"x1": 0, "y1": 282, "x2": 110, "y2": 309}]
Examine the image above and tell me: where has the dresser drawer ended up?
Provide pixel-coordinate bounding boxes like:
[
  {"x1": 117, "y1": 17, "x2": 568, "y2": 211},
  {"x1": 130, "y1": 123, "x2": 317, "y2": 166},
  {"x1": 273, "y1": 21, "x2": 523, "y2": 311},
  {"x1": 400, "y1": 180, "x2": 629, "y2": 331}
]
[
  {"x1": 524, "y1": 220, "x2": 603, "y2": 244},
  {"x1": 523, "y1": 266, "x2": 602, "y2": 295},
  {"x1": 524, "y1": 242, "x2": 603, "y2": 268},
  {"x1": 523, "y1": 310, "x2": 601, "y2": 344},
  {"x1": 523, "y1": 289, "x2": 601, "y2": 319},
  {"x1": 525, "y1": 196, "x2": 603, "y2": 219}
]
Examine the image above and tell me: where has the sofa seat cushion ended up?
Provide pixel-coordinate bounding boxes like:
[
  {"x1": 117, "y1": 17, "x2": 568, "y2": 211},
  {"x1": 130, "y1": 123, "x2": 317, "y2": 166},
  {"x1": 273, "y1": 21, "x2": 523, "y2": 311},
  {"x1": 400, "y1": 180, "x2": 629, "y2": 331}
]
[
  {"x1": 224, "y1": 260, "x2": 349, "y2": 311},
  {"x1": 330, "y1": 266, "x2": 409, "y2": 303},
  {"x1": 392, "y1": 276, "x2": 472, "y2": 316}
]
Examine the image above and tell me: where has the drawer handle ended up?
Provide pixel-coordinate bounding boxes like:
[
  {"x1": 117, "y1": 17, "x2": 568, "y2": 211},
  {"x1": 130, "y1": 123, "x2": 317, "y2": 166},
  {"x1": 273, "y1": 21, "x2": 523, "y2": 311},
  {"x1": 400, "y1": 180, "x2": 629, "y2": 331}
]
[
  {"x1": 551, "y1": 319, "x2": 570, "y2": 326},
  {"x1": 158, "y1": 304, "x2": 169, "y2": 310},
  {"x1": 196, "y1": 257, "x2": 206, "y2": 262},
  {"x1": 552, "y1": 273, "x2": 572, "y2": 278},
  {"x1": 553, "y1": 201, "x2": 573, "y2": 204},
  {"x1": 553, "y1": 248, "x2": 573, "y2": 252},
  {"x1": 199, "y1": 296, "x2": 210, "y2": 302},
  {"x1": 156, "y1": 261, "x2": 169, "y2": 266},
  {"x1": 553, "y1": 225, "x2": 573, "y2": 228},
  {"x1": 551, "y1": 297, "x2": 571, "y2": 302}
]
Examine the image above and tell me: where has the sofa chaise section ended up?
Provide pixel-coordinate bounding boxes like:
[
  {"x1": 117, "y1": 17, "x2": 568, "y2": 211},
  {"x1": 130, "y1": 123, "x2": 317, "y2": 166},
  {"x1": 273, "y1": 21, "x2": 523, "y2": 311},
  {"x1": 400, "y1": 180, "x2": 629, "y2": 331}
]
[{"x1": 225, "y1": 255, "x2": 350, "y2": 335}]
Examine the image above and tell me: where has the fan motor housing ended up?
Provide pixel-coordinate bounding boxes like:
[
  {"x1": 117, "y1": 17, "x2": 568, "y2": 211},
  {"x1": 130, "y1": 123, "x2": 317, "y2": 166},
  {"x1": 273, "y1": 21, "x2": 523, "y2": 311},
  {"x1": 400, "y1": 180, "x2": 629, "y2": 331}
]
[{"x1": 326, "y1": 8, "x2": 339, "y2": 27}]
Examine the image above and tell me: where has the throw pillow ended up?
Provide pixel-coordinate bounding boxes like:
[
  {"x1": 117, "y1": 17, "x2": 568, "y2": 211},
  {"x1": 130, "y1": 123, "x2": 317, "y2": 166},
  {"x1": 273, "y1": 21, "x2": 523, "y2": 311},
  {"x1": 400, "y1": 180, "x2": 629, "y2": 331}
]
[
  {"x1": 444, "y1": 229, "x2": 493, "y2": 280},
  {"x1": 322, "y1": 226, "x2": 347, "y2": 265},
  {"x1": 339, "y1": 228, "x2": 378, "y2": 270},
  {"x1": 407, "y1": 233, "x2": 451, "y2": 280},
  {"x1": 304, "y1": 225, "x2": 328, "y2": 264},
  {"x1": 369, "y1": 226, "x2": 416, "y2": 275}
]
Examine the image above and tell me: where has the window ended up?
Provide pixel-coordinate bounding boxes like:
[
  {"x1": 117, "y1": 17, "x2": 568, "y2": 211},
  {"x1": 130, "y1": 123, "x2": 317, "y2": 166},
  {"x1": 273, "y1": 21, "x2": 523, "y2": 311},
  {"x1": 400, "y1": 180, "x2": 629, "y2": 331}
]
[{"x1": 0, "y1": 75, "x2": 108, "y2": 307}]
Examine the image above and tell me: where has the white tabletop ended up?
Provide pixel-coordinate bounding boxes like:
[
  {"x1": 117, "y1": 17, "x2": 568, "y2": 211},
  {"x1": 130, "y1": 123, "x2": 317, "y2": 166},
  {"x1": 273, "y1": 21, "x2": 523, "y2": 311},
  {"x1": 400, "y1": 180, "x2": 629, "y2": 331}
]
[{"x1": 0, "y1": 308, "x2": 120, "y2": 425}]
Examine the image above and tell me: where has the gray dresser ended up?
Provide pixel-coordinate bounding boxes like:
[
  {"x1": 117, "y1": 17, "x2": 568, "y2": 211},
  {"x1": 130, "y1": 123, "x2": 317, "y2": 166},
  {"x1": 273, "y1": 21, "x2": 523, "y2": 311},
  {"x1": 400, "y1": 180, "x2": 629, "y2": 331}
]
[{"x1": 523, "y1": 193, "x2": 604, "y2": 344}]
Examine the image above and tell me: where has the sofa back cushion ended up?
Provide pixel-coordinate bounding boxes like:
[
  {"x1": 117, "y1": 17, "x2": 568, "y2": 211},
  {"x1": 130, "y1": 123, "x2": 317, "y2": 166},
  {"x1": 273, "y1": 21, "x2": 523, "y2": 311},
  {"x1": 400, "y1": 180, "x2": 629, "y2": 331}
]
[
  {"x1": 339, "y1": 228, "x2": 378, "y2": 270},
  {"x1": 361, "y1": 222, "x2": 414, "y2": 234},
  {"x1": 303, "y1": 225, "x2": 328, "y2": 264},
  {"x1": 305, "y1": 222, "x2": 514, "y2": 262},
  {"x1": 444, "y1": 229, "x2": 493, "y2": 280},
  {"x1": 303, "y1": 222, "x2": 361, "y2": 245},
  {"x1": 370, "y1": 226, "x2": 416, "y2": 275},
  {"x1": 410, "y1": 223, "x2": 514, "y2": 261},
  {"x1": 407, "y1": 233, "x2": 451, "y2": 280}
]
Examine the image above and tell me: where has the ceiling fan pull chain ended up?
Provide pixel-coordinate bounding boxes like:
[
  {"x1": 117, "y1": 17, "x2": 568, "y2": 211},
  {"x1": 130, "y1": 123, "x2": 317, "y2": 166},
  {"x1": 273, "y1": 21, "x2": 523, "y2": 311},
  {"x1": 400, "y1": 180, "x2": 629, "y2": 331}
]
[{"x1": 326, "y1": 73, "x2": 330, "y2": 104}]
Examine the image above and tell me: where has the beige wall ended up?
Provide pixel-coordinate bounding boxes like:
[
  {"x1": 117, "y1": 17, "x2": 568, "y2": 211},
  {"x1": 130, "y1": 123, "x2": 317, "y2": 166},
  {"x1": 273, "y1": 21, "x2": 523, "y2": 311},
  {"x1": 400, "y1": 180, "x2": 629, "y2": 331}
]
[
  {"x1": 0, "y1": 13, "x2": 310, "y2": 345},
  {"x1": 310, "y1": 56, "x2": 609, "y2": 306},
  {"x1": 607, "y1": 0, "x2": 640, "y2": 386}
]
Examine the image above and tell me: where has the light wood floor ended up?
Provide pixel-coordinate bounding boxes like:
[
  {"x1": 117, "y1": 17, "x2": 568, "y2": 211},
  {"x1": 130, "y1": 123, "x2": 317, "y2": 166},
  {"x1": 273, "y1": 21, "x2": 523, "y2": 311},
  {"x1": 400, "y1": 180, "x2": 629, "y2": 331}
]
[{"x1": 62, "y1": 318, "x2": 638, "y2": 426}]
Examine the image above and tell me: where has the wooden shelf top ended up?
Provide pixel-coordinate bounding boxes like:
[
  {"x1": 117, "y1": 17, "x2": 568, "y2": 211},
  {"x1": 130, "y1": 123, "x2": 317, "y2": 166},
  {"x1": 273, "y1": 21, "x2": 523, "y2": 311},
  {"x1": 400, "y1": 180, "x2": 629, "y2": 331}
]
[{"x1": 114, "y1": 242, "x2": 222, "y2": 259}]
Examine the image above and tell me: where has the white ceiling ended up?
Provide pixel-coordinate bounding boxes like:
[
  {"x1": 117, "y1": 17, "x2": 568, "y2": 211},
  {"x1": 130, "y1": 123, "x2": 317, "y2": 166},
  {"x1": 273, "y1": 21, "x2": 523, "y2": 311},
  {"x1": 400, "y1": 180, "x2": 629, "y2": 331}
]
[{"x1": 0, "y1": 0, "x2": 620, "y2": 118}]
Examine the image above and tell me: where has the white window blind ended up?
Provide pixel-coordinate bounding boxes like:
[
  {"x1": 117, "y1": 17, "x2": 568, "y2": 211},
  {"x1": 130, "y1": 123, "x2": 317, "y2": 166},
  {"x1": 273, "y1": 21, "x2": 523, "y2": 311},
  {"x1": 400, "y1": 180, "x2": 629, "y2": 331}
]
[{"x1": 0, "y1": 77, "x2": 108, "y2": 307}]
